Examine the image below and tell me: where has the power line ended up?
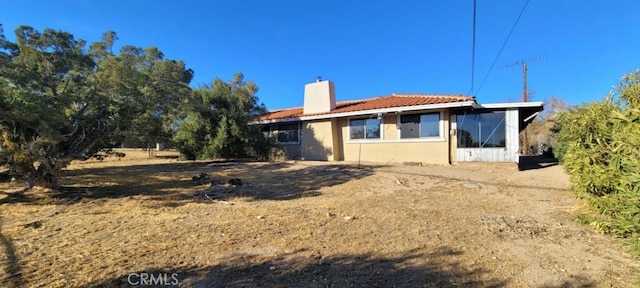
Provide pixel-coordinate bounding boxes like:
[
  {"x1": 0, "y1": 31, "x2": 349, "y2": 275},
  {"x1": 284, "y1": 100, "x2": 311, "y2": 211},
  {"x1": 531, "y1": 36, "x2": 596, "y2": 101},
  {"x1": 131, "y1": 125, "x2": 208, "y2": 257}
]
[
  {"x1": 469, "y1": 0, "x2": 477, "y2": 95},
  {"x1": 473, "y1": 0, "x2": 530, "y2": 97}
]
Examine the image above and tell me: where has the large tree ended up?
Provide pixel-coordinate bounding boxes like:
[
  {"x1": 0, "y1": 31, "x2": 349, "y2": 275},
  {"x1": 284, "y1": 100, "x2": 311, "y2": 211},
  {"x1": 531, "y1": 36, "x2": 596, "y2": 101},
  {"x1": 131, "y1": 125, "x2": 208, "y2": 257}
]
[
  {"x1": 96, "y1": 45, "x2": 193, "y2": 156},
  {"x1": 174, "y1": 73, "x2": 272, "y2": 160},
  {"x1": 0, "y1": 25, "x2": 192, "y2": 188}
]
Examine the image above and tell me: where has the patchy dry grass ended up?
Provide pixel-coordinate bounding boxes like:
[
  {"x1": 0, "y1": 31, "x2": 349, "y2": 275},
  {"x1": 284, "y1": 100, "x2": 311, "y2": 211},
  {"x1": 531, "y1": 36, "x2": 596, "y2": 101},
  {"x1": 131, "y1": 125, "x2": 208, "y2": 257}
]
[{"x1": 0, "y1": 149, "x2": 637, "y2": 287}]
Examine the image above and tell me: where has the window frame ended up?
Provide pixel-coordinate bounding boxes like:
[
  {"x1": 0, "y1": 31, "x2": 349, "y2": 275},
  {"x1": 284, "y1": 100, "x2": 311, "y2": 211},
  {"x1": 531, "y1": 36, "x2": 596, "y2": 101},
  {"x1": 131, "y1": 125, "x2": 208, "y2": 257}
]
[
  {"x1": 277, "y1": 122, "x2": 301, "y2": 144},
  {"x1": 261, "y1": 122, "x2": 301, "y2": 144},
  {"x1": 455, "y1": 111, "x2": 506, "y2": 148},
  {"x1": 396, "y1": 111, "x2": 445, "y2": 142},
  {"x1": 261, "y1": 125, "x2": 273, "y2": 139},
  {"x1": 348, "y1": 117, "x2": 382, "y2": 141}
]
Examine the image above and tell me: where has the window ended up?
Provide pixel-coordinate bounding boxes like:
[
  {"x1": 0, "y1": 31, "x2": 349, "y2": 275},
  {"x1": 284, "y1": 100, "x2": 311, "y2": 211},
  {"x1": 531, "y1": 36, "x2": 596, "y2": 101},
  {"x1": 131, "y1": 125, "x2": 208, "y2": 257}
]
[
  {"x1": 456, "y1": 111, "x2": 506, "y2": 148},
  {"x1": 276, "y1": 123, "x2": 300, "y2": 143},
  {"x1": 350, "y1": 118, "x2": 380, "y2": 140},
  {"x1": 400, "y1": 113, "x2": 440, "y2": 139},
  {"x1": 261, "y1": 125, "x2": 272, "y2": 138}
]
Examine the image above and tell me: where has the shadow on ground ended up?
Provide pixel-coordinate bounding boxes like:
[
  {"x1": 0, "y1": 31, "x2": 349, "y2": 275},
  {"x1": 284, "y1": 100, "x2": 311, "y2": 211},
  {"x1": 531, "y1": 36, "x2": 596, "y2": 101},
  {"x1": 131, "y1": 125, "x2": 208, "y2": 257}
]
[
  {"x1": 0, "y1": 218, "x2": 22, "y2": 288},
  {"x1": 518, "y1": 155, "x2": 559, "y2": 171},
  {"x1": 90, "y1": 247, "x2": 507, "y2": 287},
  {"x1": 0, "y1": 161, "x2": 381, "y2": 207},
  {"x1": 377, "y1": 161, "x2": 567, "y2": 192}
]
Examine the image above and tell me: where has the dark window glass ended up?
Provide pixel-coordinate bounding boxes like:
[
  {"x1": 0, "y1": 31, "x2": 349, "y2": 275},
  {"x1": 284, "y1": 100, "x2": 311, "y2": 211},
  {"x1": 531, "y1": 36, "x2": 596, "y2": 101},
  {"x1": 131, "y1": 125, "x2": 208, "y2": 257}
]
[
  {"x1": 261, "y1": 125, "x2": 271, "y2": 138},
  {"x1": 350, "y1": 118, "x2": 380, "y2": 140},
  {"x1": 456, "y1": 111, "x2": 505, "y2": 148},
  {"x1": 350, "y1": 119, "x2": 365, "y2": 139},
  {"x1": 277, "y1": 123, "x2": 299, "y2": 143},
  {"x1": 365, "y1": 119, "x2": 380, "y2": 139},
  {"x1": 420, "y1": 114, "x2": 440, "y2": 137},
  {"x1": 400, "y1": 115, "x2": 420, "y2": 138},
  {"x1": 400, "y1": 113, "x2": 440, "y2": 138}
]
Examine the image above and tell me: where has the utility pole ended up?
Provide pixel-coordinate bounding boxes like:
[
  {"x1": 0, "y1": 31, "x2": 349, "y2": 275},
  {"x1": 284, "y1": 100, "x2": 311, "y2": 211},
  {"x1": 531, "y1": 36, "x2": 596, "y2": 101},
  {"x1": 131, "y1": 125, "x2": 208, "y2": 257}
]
[
  {"x1": 522, "y1": 62, "x2": 528, "y2": 156},
  {"x1": 505, "y1": 55, "x2": 545, "y2": 156}
]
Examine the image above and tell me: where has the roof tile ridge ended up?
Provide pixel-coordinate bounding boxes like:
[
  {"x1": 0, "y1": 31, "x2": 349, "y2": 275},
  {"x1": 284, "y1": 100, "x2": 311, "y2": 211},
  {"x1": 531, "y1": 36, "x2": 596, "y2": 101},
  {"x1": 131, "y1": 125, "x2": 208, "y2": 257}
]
[
  {"x1": 266, "y1": 106, "x2": 303, "y2": 112},
  {"x1": 389, "y1": 93, "x2": 471, "y2": 98},
  {"x1": 336, "y1": 98, "x2": 376, "y2": 104}
]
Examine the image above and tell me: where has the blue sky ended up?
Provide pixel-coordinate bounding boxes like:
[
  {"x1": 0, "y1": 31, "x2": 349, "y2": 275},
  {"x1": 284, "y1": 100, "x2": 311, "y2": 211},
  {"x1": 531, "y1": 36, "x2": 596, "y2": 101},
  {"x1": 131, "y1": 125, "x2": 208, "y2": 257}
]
[{"x1": 2, "y1": 0, "x2": 639, "y2": 109}]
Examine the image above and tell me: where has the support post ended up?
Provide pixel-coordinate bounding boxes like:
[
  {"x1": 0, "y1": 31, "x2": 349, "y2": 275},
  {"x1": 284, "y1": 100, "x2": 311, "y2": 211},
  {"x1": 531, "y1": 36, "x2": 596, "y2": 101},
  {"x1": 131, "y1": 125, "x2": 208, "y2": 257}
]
[{"x1": 522, "y1": 62, "x2": 528, "y2": 156}]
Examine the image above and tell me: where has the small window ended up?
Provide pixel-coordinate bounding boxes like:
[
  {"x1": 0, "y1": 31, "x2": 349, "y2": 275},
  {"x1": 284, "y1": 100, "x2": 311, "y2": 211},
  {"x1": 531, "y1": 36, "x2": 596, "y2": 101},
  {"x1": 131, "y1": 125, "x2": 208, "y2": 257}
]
[
  {"x1": 276, "y1": 123, "x2": 300, "y2": 143},
  {"x1": 400, "y1": 113, "x2": 440, "y2": 139},
  {"x1": 350, "y1": 118, "x2": 380, "y2": 140}
]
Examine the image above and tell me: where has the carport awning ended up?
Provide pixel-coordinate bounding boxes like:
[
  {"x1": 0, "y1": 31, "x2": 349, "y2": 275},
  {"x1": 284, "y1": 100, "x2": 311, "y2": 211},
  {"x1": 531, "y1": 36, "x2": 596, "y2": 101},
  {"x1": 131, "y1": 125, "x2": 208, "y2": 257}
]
[
  {"x1": 468, "y1": 101, "x2": 544, "y2": 131},
  {"x1": 518, "y1": 106, "x2": 544, "y2": 131}
]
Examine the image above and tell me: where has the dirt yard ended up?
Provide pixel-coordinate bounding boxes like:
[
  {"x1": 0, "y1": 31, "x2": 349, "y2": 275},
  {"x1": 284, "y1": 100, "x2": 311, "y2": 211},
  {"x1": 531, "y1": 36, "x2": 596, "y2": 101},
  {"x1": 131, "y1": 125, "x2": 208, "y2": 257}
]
[{"x1": 0, "y1": 149, "x2": 638, "y2": 287}]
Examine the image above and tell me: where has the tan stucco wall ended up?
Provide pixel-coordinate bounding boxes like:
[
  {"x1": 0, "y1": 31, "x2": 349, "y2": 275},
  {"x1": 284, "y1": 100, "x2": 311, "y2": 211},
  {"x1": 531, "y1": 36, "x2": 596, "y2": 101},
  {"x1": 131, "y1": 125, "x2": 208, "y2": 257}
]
[
  {"x1": 331, "y1": 118, "x2": 343, "y2": 161},
  {"x1": 281, "y1": 144, "x2": 301, "y2": 160},
  {"x1": 382, "y1": 114, "x2": 397, "y2": 140},
  {"x1": 342, "y1": 140, "x2": 450, "y2": 164},
  {"x1": 449, "y1": 113, "x2": 458, "y2": 163},
  {"x1": 301, "y1": 120, "x2": 336, "y2": 161}
]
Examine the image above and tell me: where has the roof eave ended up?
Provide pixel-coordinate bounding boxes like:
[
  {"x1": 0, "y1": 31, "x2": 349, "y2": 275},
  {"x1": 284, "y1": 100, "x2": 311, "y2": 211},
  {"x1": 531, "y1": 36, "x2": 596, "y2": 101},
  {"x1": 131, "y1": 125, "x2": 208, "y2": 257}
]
[
  {"x1": 472, "y1": 101, "x2": 544, "y2": 109},
  {"x1": 251, "y1": 117, "x2": 303, "y2": 124},
  {"x1": 250, "y1": 100, "x2": 476, "y2": 124}
]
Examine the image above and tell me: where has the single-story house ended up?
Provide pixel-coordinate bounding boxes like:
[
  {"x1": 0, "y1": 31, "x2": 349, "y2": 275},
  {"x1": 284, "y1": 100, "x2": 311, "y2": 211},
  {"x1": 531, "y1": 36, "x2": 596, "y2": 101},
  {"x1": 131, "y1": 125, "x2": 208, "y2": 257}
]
[{"x1": 252, "y1": 79, "x2": 543, "y2": 164}]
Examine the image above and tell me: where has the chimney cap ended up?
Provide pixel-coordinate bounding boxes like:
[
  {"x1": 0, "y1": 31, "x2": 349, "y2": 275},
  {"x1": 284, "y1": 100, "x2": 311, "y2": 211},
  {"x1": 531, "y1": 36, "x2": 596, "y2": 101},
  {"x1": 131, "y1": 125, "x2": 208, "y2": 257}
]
[{"x1": 316, "y1": 76, "x2": 322, "y2": 82}]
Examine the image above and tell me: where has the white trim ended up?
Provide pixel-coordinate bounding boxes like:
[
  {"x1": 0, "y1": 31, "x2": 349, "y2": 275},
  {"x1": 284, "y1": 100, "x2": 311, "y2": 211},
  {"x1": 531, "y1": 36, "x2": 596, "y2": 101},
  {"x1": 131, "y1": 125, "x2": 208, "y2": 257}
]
[
  {"x1": 472, "y1": 101, "x2": 544, "y2": 109},
  {"x1": 254, "y1": 117, "x2": 304, "y2": 125},
  {"x1": 523, "y1": 111, "x2": 540, "y2": 122},
  {"x1": 347, "y1": 138, "x2": 446, "y2": 144},
  {"x1": 251, "y1": 101, "x2": 476, "y2": 124},
  {"x1": 380, "y1": 116, "x2": 385, "y2": 140}
]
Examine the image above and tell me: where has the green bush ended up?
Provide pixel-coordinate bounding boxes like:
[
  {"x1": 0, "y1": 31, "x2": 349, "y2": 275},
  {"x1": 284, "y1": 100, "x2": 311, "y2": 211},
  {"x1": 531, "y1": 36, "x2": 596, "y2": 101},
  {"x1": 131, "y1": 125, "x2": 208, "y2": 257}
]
[
  {"x1": 555, "y1": 99, "x2": 620, "y2": 196},
  {"x1": 553, "y1": 70, "x2": 640, "y2": 257},
  {"x1": 173, "y1": 113, "x2": 209, "y2": 160},
  {"x1": 173, "y1": 73, "x2": 274, "y2": 160}
]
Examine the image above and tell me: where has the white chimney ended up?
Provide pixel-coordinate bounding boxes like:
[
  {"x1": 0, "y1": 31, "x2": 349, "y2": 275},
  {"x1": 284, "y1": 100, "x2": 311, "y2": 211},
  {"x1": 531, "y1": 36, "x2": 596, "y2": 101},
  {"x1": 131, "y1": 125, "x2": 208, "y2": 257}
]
[{"x1": 303, "y1": 79, "x2": 336, "y2": 114}]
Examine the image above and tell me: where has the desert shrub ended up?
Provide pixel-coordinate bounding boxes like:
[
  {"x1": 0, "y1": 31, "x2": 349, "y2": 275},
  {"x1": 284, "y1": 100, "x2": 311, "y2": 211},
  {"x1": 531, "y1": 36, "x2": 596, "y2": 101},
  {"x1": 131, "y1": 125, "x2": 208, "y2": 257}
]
[
  {"x1": 553, "y1": 70, "x2": 640, "y2": 256},
  {"x1": 555, "y1": 99, "x2": 620, "y2": 196},
  {"x1": 524, "y1": 96, "x2": 567, "y2": 156}
]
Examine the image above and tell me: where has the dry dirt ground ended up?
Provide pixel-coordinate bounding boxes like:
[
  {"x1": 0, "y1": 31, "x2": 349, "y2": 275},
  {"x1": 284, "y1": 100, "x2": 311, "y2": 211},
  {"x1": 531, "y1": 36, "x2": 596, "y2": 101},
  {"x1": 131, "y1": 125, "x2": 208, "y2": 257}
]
[{"x1": 0, "y1": 149, "x2": 638, "y2": 287}]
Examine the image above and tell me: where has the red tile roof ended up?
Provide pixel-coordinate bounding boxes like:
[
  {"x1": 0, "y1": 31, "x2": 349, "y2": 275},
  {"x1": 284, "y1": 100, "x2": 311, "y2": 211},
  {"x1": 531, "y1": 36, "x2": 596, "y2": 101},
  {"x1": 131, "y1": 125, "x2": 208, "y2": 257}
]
[{"x1": 255, "y1": 94, "x2": 475, "y2": 121}]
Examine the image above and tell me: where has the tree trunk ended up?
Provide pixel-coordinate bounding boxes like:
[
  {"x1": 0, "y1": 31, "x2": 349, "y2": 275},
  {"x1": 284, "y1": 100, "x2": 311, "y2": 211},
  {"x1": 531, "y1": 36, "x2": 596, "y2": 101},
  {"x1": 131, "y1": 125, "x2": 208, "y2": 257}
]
[
  {"x1": 29, "y1": 159, "x2": 66, "y2": 189},
  {"x1": 31, "y1": 172, "x2": 59, "y2": 189}
]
